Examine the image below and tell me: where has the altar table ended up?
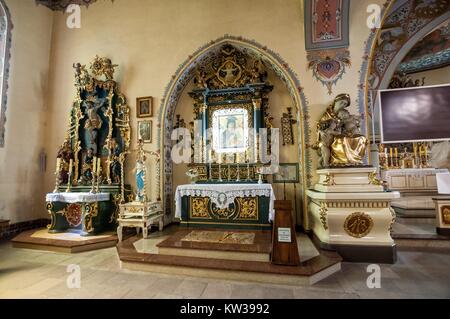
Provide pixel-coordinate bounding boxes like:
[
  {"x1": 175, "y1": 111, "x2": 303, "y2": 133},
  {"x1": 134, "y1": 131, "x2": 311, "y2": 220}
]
[
  {"x1": 175, "y1": 183, "x2": 275, "y2": 230},
  {"x1": 46, "y1": 191, "x2": 114, "y2": 236},
  {"x1": 381, "y1": 168, "x2": 449, "y2": 192}
]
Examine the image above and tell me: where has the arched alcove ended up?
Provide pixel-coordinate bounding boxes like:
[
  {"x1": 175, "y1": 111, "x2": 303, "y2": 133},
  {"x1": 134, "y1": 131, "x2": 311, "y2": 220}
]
[
  {"x1": 157, "y1": 35, "x2": 312, "y2": 228},
  {"x1": 357, "y1": 0, "x2": 450, "y2": 148}
]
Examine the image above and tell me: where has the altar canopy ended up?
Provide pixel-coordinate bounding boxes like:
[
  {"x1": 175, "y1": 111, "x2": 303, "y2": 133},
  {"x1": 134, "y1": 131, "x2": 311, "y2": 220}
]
[{"x1": 175, "y1": 184, "x2": 275, "y2": 230}]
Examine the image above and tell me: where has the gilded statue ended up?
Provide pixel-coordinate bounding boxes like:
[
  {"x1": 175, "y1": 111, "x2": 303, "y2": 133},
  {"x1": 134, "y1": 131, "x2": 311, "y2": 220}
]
[
  {"x1": 78, "y1": 147, "x2": 95, "y2": 185},
  {"x1": 314, "y1": 94, "x2": 368, "y2": 167},
  {"x1": 83, "y1": 93, "x2": 107, "y2": 155},
  {"x1": 56, "y1": 139, "x2": 74, "y2": 184}
]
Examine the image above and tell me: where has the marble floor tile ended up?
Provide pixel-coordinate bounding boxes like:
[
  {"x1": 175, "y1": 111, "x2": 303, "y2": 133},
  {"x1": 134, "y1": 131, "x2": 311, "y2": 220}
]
[
  {"x1": 1, "y1": 240, "x2": 450, "y2": 299},
  {"x1": 174, "y1": 279, "x2": 208, "y2": 298},
  {"x1": 200, "y1": 282, "x2": 233, "y2": 299}
]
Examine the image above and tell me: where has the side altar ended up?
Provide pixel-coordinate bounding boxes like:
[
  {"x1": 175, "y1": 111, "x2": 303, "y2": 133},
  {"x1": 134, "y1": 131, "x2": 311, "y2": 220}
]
[
  {"x1": 46, "y1": 57, "x2": 131, "y2": 235},
  {"x1": 308, "y1": 94, "x2": 400, "y2": 263}
]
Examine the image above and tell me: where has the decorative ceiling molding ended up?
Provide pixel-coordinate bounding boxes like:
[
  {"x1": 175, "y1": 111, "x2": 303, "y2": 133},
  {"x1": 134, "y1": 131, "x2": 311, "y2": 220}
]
[
  {"x1": 367, "y1": 0, "x2": 450, "y2": 90},
  {"x1": 397, "y1": 23, "x2": 450, "y2": 74},
  {"x1": 35, "y1": 0, "x2": 106, "y2": 11}
]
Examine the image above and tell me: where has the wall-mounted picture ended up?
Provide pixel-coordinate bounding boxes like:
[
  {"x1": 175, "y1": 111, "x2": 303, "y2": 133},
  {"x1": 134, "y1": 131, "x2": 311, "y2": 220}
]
[
  {"x1": 137, "y1": 120, "x2": 152, "y2": 143},
  {"x1": 273, "y1": 163, "x2": 299, "y2": 183},
  {"x1": 136, "y1": 96, "x2": 153, "y2": 118}
]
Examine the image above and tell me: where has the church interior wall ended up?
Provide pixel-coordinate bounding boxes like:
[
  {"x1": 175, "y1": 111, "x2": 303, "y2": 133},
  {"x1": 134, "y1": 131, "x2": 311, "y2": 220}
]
[
  {"x1": 0, "y1": 0, "x2": 54, "y2": 223},
  {"x1": 1, "y1": 0, "x2": 388, "y2": 224}
]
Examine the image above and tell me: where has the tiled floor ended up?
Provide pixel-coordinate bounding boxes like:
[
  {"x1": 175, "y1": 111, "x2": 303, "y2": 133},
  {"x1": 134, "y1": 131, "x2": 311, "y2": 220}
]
[
  {"x1": 0, "y1": 240, "x2": 450, "y2": 299},
  {"x1": 392, "y1": 217, "x2": 436, "y2": 236}
]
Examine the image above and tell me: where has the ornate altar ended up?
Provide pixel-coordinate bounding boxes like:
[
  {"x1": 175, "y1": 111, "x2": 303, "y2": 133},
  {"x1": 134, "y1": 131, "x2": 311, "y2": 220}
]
[
  {"x1": 175, "y1": 45, "x2": 276, "y2": 229},
  {"x1": 187, "y1": 45, "x2": 273, "y2": 181},
  {"x1": 47, "y1": 56, "x2": 131, "y2": 235}
]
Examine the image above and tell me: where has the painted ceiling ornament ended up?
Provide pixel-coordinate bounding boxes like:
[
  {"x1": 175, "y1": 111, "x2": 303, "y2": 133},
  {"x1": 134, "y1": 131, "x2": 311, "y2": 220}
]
[
  {"x1": 35, "y1": 0, "x2": 106, "y2": 11},
  {"x1": 367, "y1": 0, "x2": 450, "y2": 92},
  {"x1": 304, "y1": 0, "x2": 350, "y2": 94},
  {"x1": 413, "y1": 0, "x2": 450, "y2": 19},
  {"x1": 307, "y1": 48, "x2": 351, "y2": 95}
]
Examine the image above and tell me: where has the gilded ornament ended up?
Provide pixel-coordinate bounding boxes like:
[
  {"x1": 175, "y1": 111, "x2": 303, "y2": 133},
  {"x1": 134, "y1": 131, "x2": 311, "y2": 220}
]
[
  {"x1": 314, "y1": 94, "x2": 368, "y2": 167},
  {"x1": 441, "y1": 206, "x2": 450, "y2": 225},
  {"x1": 368, "y1": 172, "x2": 383, "y2": 186},
  {"x1": 319, "y1": 202, "x2": 328, "y2": 230},
  {"x1": 344, "y1": 212, "x2": 374, "y2": 238}
]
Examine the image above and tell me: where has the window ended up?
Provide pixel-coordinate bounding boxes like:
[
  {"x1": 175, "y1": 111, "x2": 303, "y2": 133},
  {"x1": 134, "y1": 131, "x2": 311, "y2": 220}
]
[{"x1": 0, "y1": 0, "x2": 11, "y2": 148}]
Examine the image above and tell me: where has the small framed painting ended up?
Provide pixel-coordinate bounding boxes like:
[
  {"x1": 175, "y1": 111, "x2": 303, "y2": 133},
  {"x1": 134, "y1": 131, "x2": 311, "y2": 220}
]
[
  {"x1": 136, "y1": 96, "x2": 153, "y2": 118},
  {"x1": 137, "y1": 120, "x2": 152, "y2": 143},
  {"x1": 273, "y1": 163, "x2": 299, "y2": 183}
]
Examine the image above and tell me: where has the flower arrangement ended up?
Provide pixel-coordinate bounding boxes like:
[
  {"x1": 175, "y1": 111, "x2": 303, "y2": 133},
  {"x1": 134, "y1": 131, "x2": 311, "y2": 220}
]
[{"x1": 186, "y1": 168, "x2": 199, "y2": 184}]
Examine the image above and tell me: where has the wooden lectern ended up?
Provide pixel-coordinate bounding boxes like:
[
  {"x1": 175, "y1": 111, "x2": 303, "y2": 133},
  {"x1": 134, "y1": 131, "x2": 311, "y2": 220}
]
[{"x1": 271, "y1": 200, "x2": 301, "y2": 265}]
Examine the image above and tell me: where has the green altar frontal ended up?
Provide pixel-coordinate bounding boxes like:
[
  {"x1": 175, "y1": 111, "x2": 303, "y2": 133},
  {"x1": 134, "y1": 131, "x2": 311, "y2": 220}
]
[
  {"x1": 46, "y1": 185, "x2": 132, "y2": 235},
  {"x1": 179, "y1": 195, "x2": 272, "y2": 230},
  {"x1": 176, "y1": 183, "x2": 274, "y2": 231}
]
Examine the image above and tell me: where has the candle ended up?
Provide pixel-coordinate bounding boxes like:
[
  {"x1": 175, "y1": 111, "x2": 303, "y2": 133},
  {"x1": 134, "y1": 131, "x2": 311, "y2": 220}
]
[
  {"x1": 413, "y1": 144, "x2": 418, "y2": 158},
  {"x1": 69, "y1": 159, "x2": 73, "y2": 174},
  {"x1": 97, "y1": 157, "x2": 102, "y2": 174},
  {"x1": 394, "y1": 148, "x2": 398, "y2": 158},
  {"x1": 424, "y1": 145, "x2": 428, "y2": 158},
  {"x1": 93, "y1": 156, "x2": 97, "y2": 173},
  {"x1": 56, "y1": 158, "x2": 61, "y2": 172},
  {"x1": 218, "y1": 153, "x2": 222, "y2": 164}
]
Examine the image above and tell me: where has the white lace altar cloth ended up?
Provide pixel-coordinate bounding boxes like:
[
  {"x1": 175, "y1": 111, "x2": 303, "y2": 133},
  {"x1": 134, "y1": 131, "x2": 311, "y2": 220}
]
[
  {"x1": 46, "y1": 192, "x2": 110, "y2": 203},
  {"x1": 175, "y1": 183, "x2": 275, "y2": 222}
]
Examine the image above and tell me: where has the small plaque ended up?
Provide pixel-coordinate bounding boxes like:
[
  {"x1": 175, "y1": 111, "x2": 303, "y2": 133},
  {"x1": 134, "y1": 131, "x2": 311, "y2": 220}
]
[{"x1": 278, "y1": 227, "x2": 291, "y2": 243}]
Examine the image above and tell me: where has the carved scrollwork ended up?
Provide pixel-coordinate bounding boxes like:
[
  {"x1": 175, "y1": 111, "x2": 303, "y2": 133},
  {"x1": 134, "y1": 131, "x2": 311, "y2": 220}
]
[{"x1": 193, "y1": 45, "x2": 268, "y2": 90}]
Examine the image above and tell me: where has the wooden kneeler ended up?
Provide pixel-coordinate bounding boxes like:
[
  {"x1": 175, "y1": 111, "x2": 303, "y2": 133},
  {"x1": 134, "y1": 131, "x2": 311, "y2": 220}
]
[{"x1": 271, "y1": 200, "x2": 301, "y2": 265}]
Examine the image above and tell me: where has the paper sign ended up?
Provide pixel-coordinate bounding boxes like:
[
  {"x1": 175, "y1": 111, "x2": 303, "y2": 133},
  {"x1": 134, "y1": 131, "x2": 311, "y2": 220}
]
[{"x1": 278, "y1": 227, "x2": 291, "y2": 243}]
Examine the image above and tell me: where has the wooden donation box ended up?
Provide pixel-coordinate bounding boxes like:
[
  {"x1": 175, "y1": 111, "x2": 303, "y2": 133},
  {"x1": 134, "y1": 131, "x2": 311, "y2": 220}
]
[
  {"x1": 271, "y1": 200, "x2": 300, "y2": 265},
  {"x1": 175, "y1": 183, "x2": 275, "y2": 230},
  {"x1": 117, "y1": 201, "x2": 164, "y2": 242}
]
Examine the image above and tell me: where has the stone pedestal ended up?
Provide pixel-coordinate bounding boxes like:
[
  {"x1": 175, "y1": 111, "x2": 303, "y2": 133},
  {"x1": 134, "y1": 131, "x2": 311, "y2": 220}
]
[{"x1": 307, "y1": 167, "x2": 400, "y2": 263}]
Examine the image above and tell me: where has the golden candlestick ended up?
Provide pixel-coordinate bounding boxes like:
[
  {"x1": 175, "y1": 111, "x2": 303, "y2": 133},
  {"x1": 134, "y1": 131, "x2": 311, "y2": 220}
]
[
  {"x1": 65, "y1": 159, "x2": 73, "y2": 193},
  {"x1": 53, "y1": 158, "x2": 61, "y2": 193}
]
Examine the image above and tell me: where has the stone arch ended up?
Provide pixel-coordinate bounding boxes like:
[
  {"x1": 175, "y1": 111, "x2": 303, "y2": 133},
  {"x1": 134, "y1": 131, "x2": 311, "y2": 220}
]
[
  {"x1": 157, "y1": 35, "x2": 312, "y2": 228},
  {"x1": 357, "y1": 0, "x2": 450, "y2": 151},
  {"x1": 0, "y1": 0, "x2": 12, "y2": 147}
]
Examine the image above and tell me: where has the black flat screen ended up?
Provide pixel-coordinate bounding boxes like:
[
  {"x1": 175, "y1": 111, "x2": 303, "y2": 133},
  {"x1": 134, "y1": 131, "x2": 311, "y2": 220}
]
[{"x1": 380, "y1": 84, "x2": 450, "y2": 143}]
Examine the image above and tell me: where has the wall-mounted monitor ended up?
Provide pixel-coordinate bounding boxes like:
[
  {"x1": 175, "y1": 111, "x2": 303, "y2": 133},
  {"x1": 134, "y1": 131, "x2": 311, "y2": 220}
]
[{"x1": 379, "y1": 84, "x2": 450, "y2": 144}]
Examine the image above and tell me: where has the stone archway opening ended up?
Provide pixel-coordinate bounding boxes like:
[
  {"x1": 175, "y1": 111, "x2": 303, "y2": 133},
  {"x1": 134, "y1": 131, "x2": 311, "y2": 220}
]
[{"x1": 157, "y1": 35, "x2": 313, "y2": 229}]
